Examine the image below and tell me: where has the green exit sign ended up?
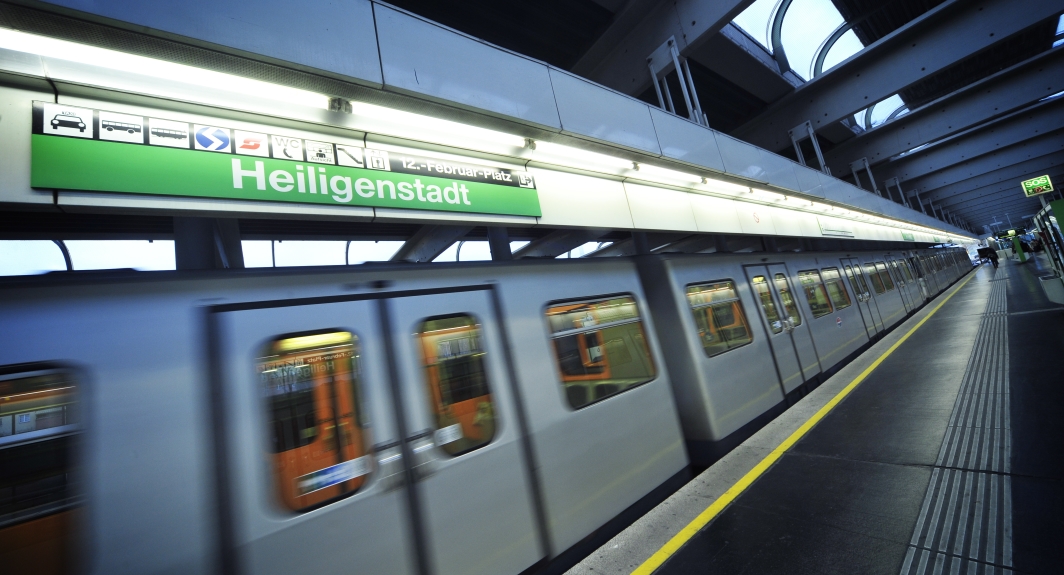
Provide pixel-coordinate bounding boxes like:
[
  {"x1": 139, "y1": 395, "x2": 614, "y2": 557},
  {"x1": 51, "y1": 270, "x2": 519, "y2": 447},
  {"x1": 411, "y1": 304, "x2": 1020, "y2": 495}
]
[{"x1": 1021, "y1": 174, "x2": 1053, "y2": 197}]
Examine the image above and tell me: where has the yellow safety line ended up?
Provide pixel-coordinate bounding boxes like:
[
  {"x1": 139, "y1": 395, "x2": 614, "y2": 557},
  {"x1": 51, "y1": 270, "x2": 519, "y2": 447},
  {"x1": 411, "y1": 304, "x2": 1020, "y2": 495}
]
[{"x1": 631, "y1": 271, "x2": 978, "y2": 575}]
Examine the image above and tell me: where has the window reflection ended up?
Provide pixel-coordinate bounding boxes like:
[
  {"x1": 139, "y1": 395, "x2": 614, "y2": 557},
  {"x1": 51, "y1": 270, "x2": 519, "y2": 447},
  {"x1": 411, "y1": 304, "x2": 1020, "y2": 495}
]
[
  {"x1": 546, "y1": 297, "x2": 655, "y2": 409},
  {"x1": 686, "y1": 281, "x2": 754, "y2": 357}
]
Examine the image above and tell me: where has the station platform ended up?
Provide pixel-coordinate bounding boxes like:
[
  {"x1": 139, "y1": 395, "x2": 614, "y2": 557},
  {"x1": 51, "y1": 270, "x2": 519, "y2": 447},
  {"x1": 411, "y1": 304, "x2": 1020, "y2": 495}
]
[{"x1": 570, "y1": 255, "x2": 1064, "y2": 575}]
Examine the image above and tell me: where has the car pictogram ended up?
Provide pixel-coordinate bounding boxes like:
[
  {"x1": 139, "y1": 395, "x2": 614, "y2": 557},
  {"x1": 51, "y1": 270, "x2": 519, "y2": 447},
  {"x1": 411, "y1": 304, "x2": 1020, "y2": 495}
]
[{"x1": 51, "y1": 113, "x2": 87, "y2": 132}]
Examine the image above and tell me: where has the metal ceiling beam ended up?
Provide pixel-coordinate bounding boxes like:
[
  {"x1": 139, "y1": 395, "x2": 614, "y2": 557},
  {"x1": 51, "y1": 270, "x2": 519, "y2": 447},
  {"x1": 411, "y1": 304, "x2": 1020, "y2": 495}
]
[
  {"x1": 686, "y1": 23, "x2": 801, "y2": 104},
  {"x1": 572, "y1": 0, "x2": 754, "y2": 95},
  {"x1": 944, "y1": 177, "x2": 1064, "y2": 209},
  {"x1": 824, "y1": 48, "x2": 1064, "y2": 175},
  {"x1": 911, "y1": 151, "x2": 1064, "y2": 201},
  {"x1": 903, "y1": 136, "x2": 1064, "y2": 199},
  {"x1": 874, "y1": 99, "x2": 1064, "y2": 183},
  {"x1": 927, "y1": 155, "x2": 1064, "y2": 204},
  {"x1": 588, "y1": 233, "x2": 689, "y2": 257},
  {"x1": 940, "y1": 182, "x2": 1058, "y2": 212},
  {"x1": 932, "y1": 165, "x2": 1064, "y2": 207},
  {"x1": 932, "y1": 166, "x2": 1064, "y2": 208},
  {"x1": 390, "y1": 225, "x2": 472, "y2": 262},
  {"x1": 512, "y1": 228, "x2": 607, "y2": 258},
  {"x1": 959, "y1": 198, "x2": 1045, "y2": 221},
  {"x1": 731, "y1": 0, "x2": 1062, "y2": 152}
]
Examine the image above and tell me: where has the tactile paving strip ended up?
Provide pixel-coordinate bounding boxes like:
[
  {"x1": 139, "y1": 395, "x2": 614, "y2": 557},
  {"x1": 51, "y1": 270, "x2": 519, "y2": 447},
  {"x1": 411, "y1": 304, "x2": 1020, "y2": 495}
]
[{"x1": 900, "y1": 269, "x2": 1012, "y2": 575}]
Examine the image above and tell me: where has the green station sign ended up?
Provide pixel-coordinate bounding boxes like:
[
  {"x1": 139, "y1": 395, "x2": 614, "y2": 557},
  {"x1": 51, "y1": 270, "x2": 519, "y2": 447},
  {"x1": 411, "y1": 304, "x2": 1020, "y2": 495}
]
[
  {"x1": 901, "y1": 231, "x2": 915, "y2": 241},
  {"x1": 30, "y1": 102, "x2": 541, "y2": 217},
  {"x1": 1020, "y1": 174, "x2": 1054, "y2": 198}
]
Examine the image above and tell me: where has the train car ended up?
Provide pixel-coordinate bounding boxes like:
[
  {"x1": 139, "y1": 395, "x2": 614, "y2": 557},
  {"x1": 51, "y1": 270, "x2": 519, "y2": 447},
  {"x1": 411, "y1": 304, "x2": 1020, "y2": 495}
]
[
  {"x1": 0, "y1": 247, "x2": 971, "y2": 574},
  {"x1": 637, "y1": 247, "x2": 970, "y2": 463},
  {"x1": 0, "y1": 258, "x2": 687, "y2": 575}
]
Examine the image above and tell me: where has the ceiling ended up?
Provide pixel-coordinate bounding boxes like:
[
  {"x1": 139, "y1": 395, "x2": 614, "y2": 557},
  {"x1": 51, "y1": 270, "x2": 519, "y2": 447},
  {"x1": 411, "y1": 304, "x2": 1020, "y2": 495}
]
[{"x1": 381, "y1": 0, "x2": 1062, "y2": 232}]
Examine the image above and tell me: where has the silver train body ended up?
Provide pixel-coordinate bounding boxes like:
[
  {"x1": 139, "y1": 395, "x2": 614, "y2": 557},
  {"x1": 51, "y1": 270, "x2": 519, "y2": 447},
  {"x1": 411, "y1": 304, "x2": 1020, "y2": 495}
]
[{"x1": 0, "y1": 247, "x2": 972, "y2": 575}]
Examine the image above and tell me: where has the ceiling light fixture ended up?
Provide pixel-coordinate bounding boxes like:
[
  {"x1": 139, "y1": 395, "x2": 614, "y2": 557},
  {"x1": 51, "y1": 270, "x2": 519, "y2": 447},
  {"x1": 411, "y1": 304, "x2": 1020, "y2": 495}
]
[{"x1": 0, "y1": 28, "x2": 331, "y2": 110}]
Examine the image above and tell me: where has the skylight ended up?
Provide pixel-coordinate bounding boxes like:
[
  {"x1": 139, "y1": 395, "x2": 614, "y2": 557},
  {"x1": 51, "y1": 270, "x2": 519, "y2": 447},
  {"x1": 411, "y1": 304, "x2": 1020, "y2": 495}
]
[
  {"x1": 732, "y1": 0, "x2": 776, "y2": 49},
  {"x1": 731, "y1": 0, "x2": 865, "y2": 79},
  {"x1": 781, "y1": 0, "x2": 846, "y2": 79}
]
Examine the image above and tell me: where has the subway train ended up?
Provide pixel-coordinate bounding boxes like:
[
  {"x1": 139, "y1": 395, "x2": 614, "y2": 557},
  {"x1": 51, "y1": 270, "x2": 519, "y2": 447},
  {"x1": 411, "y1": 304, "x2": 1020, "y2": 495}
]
[{"x1": 0, "y1": 245, "x2": 973, "y2": 575}]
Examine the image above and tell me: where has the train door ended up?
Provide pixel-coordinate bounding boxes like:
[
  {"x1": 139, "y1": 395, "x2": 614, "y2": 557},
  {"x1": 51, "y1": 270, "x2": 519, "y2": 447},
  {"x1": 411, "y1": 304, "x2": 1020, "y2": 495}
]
[
  {"x1": 893, "y1": 257, "x2": 919, "y2": 306},
  {"x1": 887, "y1": 259, "x2": 915, "y2": 313},
  {"x1": 385, "y1": 290, "x2": 541, "y2": 575},
  {"x1": 927, "y1": 254, "x2": 944, "y2": 291},
  {"x1": 218, "y1": 299, "x2": 416, "y2": 575},
  {"x1": 908, "y1": 255, "x2": 932, "y2": 300},
  {"x1": 770, "y1": 265, "x2": 821, "y2": 381},
  {"x1": 744, "y1": 265, "x2": 805, "y2": 393},
  {"x1": 840, "y1": 257, "x2": 883, "y2": 336},
  {"x1": 898, "y1": 258, "x2": 923, "y2": 304},
  {"x1": 901, "y1": 257, "x2": 927, "y2": 303}
]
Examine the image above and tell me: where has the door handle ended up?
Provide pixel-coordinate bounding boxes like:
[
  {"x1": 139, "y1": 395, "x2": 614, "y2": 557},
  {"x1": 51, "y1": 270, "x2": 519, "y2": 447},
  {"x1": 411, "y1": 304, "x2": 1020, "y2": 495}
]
[{"x1": 375, "y1": 444, "x2": 405, "y2": 492}]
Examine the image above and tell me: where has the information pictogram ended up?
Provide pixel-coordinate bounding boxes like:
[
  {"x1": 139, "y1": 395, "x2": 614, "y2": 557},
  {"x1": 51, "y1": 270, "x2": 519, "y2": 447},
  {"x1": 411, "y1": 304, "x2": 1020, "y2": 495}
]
[
  {"x1": 335, "y1": 145, "x2": 364, "y2": 168},
  {"x1": 234, "y1": 130, "x2": 269, "y2": 157},
  {"x1": 194, "y1": 125, "x2": 232, "y2": 153},
  {"x1": 271, "y1": 135, "x2": 303, "y2": 161},
  {"x1": 305, "y1": 140, "x2": 335, "y2": 164}
]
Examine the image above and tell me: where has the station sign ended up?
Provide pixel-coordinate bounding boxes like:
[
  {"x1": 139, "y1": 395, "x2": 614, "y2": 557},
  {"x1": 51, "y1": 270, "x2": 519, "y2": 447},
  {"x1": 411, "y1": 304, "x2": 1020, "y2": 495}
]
[
  {"x1": 1020, "y1": 174, "x2": 1053, "y2": 198},
  {"x1": 30, "y1": 102, "x2": 541, "y2": 217}
]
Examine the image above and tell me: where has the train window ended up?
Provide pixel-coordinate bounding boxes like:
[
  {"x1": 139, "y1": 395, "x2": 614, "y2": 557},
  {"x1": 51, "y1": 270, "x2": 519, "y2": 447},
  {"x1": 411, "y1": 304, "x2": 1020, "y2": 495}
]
[
  {"x1": 797, "y1": 270, "x2": 833, "y2": 318},
  {"x1": 908, "y1": 257, "x2": 924, "y2": 278},
  {"x1": 751, "y1": 276, "x2": 783, "y2": 334},
  {"x1": 773, "y1": 273, "x2": 802, "y2": 326},
  {"x1": 874, "y1": 262, "x2": 895, "y2": 291},
  {"x1": 896, "y1": 259, "x2": 914, "y2": 282},
  {"x1": 821, "y1": 268, "x2": 852, "y2": 310},
  {"x1": 686, "y1": 281, "x2": 754, "y2": 357},
  {"x1": 546, "y1": 296, "x2": 656, "y2": 409},
  {"x1": 843, "y1": 265, "x2": 867, "y2": 297},
  {"x1": 0, "y1": 366, "x2": 80, "y2": 574},
  {"x1": 258, "y1": 331, "x2": 371, "y2": 512},
  {"x1": 863, "y1": 263, "x2": 886, "y2": 294},
  {"x1": 416, "y1": 316, "x2": 495, "y2": 456},
  {"x1": 886, "y1": 260, "x2": 903, "y2": 285}
]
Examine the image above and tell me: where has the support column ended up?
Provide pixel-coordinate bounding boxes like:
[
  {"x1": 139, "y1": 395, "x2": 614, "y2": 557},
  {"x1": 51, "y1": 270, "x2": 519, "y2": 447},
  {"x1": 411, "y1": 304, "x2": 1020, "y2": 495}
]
[
  {"x1": 632, "y1": 232, "x2": 651, "y2": 255},
  {"x1": 714, "y1": 235, "x2": 731, "y2": 253},
  {"x1": 174, "y1": 217, "x2": 244, "y2": 270},
  {"x1": 487, "y1": 226, "x2": 512, "y2": 261}
]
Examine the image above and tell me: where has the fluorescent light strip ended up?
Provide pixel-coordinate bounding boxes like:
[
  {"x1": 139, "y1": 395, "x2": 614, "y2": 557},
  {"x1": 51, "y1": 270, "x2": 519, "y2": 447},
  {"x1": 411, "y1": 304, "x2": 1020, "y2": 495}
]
[
  {"x1": 352, "y1": 101, "x2": 527, "y2": 151},
  {"x1": 0, "y1": 28, "x2": 330, "y2": 110},
  {"x1": 532, "y1": 141, "x2": 634, "y2": 173},
  {"x1": 634, "y1": 163, "x2": 703, "y2": 184}
]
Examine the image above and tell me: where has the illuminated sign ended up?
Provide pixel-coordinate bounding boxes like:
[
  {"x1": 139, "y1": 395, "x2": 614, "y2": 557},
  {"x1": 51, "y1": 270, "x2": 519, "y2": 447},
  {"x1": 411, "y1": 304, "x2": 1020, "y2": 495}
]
[
  {"x1": 1020, "y1": 174, "x2": 1054, "y2": 197},
  {"x1": 30, "y1": 102, "x2": 541, "y2": 218},
  {"x1": 817, "y1": 216, "x2": 854, "y2": 238}
]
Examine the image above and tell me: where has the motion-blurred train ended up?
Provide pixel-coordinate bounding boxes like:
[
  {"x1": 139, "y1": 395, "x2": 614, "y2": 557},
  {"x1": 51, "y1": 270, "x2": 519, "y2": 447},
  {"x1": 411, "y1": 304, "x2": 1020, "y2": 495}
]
[{"x1": 0, "y1": 246, "x2": 973, "y2": 575}]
